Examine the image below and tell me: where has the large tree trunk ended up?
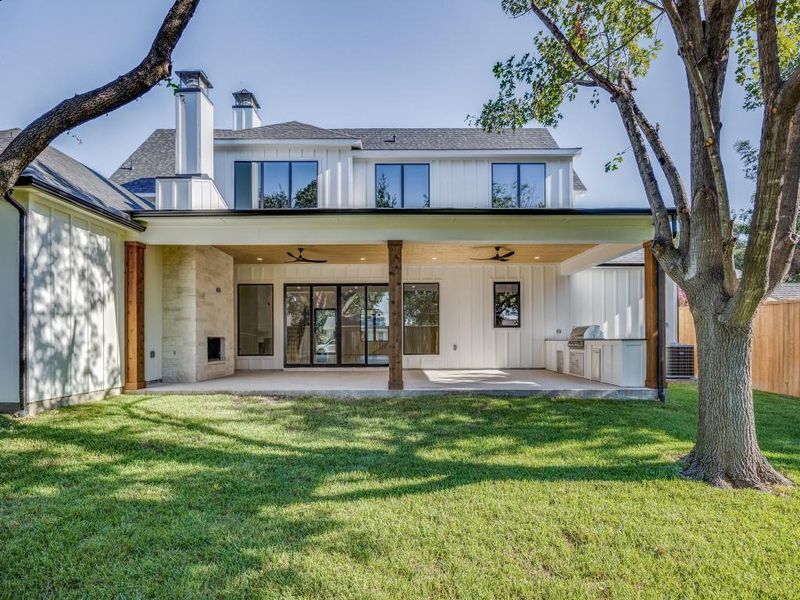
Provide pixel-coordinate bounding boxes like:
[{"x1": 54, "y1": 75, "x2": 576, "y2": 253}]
[{"x1": 682, "y1": 305, "x2": 793, "y2": 489}]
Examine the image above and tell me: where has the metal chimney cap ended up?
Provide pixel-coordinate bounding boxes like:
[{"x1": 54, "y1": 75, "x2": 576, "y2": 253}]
[
  {"x1": 175, "y1": 70, "x2": 213, "y2": 91},
  {"x1": 232, "y1": 89, "x2": 260, "y2": 109}
]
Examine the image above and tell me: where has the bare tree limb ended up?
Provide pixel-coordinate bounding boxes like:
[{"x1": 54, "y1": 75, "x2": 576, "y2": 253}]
[
  {"x1": 767, "y1": 105, "x2": 800, "y2": 290},
  {"x1": 0, "y1": 0, "x2": 200, "y2": 198},
  {"x1": 628, "y1": 98, "x2": 691, "y2": 258},
  {"x1": 664, "y1": 0, "x2": 736, "y2": 294},
  {"x1": 755, "y1": 0, "x2": 781, "y2": 98},
  {"x1": 726, "y1": 101, "x2": 799, "y2": 324},
  {"x1": 612, "y1": 88, "x2": 684, "y2": 282}
]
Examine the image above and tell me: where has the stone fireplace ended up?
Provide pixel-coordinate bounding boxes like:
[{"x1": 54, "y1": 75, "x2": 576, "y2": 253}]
[{"x1": 162, "y1": 246, "x2": 235, "y2": 383}]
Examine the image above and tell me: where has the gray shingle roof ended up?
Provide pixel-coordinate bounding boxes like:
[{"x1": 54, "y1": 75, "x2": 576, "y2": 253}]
[
  {"x1": 2, "y1": 129, "x2": 152, "y2": 225},
  {"x1": 110, "y1": 128, "x2": 176, "y2": 194},
  {"x1": 335, "y1": 127, "x2": 559, "y2": 151},
  {"x1": 216, "y1": 121, "x2": 355, "y2": 140},
  {"x1": 768, "y1": 282, "x2": 800, "y2": 301},
  {"x1": 111, "y1": 122, "x2": 587, "y2": 196}
]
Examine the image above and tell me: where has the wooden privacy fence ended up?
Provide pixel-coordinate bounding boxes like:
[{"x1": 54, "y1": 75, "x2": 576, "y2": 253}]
[{"x1": 678, "y1": 300, "x2": 800, "y2": 398}]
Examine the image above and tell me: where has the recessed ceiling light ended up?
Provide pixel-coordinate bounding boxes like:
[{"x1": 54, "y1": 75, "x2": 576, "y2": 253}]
[
  {"x1": 534, "y1": 256, "x2": 540, "y2": 260},
  {"x1": 256, "y1": 257, "x2": 263, "y2": 261},
  {"x1": 432, "y1": 256, "x2": 438, "y2": 261},
  {"x1": 360, "y1": 257, "x2": 366, "y2": 261}
]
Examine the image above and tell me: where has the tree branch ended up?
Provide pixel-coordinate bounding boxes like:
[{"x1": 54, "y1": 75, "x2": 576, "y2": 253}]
[
  {"x1": 0, "y1": 0, "x2": 200, "y2": 197},
  {"x1": 529, "y1": 1, "x2": 621, "y2": 95},
  {"x1": 755, "y1": 0, "x2": 781, "y2": 98},
  {"x1": 527, "y1": 1, "x2": 684, "y2": 280},
  {"x1": 768, "y1": 105, "x2": 800, "y2": 290},
  {"x1": 663, "y1": 0, "x2": 736, "y2": 294},
  {"x1": 628, "y1": 96, "x2": 691, "y2": 258},
  {"x1": 726, "y1": 100, "x2": 800, "y2": 324},
  {"x1": 613, "y1": 89, "x2": 684, "y2": 282}
]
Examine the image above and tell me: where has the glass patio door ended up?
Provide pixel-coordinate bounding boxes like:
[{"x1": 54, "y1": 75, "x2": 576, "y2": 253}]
[
  {"x1": 284, "y1": 284, "x2": 390, "y2": 367},
  {"x1": 366, "y1": 285, "x2": 389, "y2": 365},
  {"x1": 341, "y1": 285, "x2": 366, "y2": 365},
  {"x1": 313, "y1": 286, "x2": 337, "y2": 365}
]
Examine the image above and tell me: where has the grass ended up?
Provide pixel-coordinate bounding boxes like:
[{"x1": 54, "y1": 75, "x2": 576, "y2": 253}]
[{"x1": 0, "y1": 384, "x2": 798, "y2": 599}]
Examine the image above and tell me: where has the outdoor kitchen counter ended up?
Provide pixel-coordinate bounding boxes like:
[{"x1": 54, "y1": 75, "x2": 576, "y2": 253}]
[{"x1": 545, "y1": 339, "x2": 646, "y2": 388}]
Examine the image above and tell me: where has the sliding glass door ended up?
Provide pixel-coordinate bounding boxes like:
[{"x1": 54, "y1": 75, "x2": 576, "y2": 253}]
[
  {"x1": 313, "y1": 286, "x2": 337, "y2": 365},
  {"x1": 284, "y1": 284, "x2": 390, "y2": 367},
  {"x1": 341, "y1": 285, "x2": 366, "y2": 365},
  {"x1": 366, "y1": 285, "x2": 389, "y2": 365}
]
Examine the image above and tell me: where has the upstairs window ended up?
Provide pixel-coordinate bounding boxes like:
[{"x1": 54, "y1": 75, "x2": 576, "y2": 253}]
[
  {"x1": 234, "y1": 161, "x2": 318, "y2": 209},
  {"x1": 491, "y1": 163, "x2": 546, "y2": 208},
  {"x1": 375, "y1": 164, "x2": 430, "y2": 208}
]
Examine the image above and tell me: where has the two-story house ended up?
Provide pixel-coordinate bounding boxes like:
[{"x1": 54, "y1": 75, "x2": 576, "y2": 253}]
[{"x1": 1, "y1": 70, "x2": 677, "y2": 415}]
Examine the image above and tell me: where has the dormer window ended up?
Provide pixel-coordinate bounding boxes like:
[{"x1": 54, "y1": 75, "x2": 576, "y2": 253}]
[
  {"x1": 234, "y1": 160, "x2": 318, "y2": 209},
  {"x1": 375, "y1": 164, "x2": 430, "y2": 208},
  {"x1": 491, "y1": 163, "x2": 546, "y2": 208}
]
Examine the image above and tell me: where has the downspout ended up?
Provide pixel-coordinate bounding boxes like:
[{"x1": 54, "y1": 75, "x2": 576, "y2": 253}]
[
  {"x1": 656, "y1": 261, "x2": 666, "y2": 403},
  {"x1": 3, "y1": 191, "x2": 27, "y2": 413},
  {"x1": 660, "y1": 211, "x2": 679, "y2": 403}
]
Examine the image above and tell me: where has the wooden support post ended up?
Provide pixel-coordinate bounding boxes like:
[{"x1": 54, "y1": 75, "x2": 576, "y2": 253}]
[
  {"x1": 643, "y1": 241, "x2": 665, "y2": 392},
  {"x1": 388, "y1": 240, "x2": 403, "y2": 390},
  {"x1": 124, "y1": 241, "x2": 146, "y2": 391}
]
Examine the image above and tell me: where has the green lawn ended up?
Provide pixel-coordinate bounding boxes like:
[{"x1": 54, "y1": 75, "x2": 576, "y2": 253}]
[{"x1": 1, "y1": 384, "x2": 798, "y2": 599}]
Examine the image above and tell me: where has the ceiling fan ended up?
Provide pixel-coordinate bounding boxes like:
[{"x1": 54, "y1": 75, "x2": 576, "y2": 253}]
[
  {"x1": 471, "y1": 246, "x2": 515, "y2": 262},
  {"x1": 286, "y1": 247, "x2": 328, "y2": 263}
]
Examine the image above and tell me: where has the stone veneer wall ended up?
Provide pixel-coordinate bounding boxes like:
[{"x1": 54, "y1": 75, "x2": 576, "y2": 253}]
[{"x1": 162, "y1": 246, "x2": 234, "y2": 383}]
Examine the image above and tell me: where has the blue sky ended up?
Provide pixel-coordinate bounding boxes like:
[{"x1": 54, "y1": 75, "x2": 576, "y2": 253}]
[{"x1": 0, "y1": 0, "x2": 760, "y2": 209}]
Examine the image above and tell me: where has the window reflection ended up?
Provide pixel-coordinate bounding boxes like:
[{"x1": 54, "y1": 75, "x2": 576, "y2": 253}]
[
  {"x1": 375, "y1": 164, "x2": 430, "y2": 208},
  {"x1": 492, "y1": 163, "x2": 545, "y2": 208}
]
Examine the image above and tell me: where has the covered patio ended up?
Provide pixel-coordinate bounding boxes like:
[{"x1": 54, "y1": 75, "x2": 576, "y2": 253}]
[
  {"x1": 145, "y1": 368, "x2": 658, "y2": 400},
  {"x1": 124, "y1": 210, "x2": 670, "y2": 400}
]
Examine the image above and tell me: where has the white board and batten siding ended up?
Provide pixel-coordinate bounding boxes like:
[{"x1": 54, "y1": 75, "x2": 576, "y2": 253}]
[
  {"x1": 214, "y1": 145, "x2": 354, "y2": 208},
  {"x1": 213, "y1": 146, "x2": 573, "y2": 209},
  {"x1": 233, "y1": 262, "x2": 573, "y2": 371},
  {"x1": 24, "y1": 193, "x2": 125, "y2": 408},
  {"x1": 569, "y1": 267, "x2": 678, "y2": 343},
  {"x1": 352, "y1": 158, "x2": 573, "y2": 209},
  {"x1": 0, "y1": 201, "x2": 20, "y2": 403}
]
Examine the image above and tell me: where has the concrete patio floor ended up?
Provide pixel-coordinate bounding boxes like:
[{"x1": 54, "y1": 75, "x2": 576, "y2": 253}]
[{"x1": 144, "y1": 369, "x2": 658, "y2": 400}]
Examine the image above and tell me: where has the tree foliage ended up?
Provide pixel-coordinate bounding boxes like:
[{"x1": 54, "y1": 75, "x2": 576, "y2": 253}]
[{"x1": 479, "y1": 0, "x2": 800, "y2": 488}]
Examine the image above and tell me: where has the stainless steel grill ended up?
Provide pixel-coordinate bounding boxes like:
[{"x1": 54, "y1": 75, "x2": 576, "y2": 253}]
[{"x1": 567, "y1": 325, "x2": 604, "y2": 349}]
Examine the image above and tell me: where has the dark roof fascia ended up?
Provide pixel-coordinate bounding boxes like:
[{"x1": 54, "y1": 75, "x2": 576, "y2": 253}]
[
  {"x1": 129, "y1": 207, "x2": 674, "y2": 219},
  {"x1": 17, "y1": 176, "x2": 146, "y2": 232}
]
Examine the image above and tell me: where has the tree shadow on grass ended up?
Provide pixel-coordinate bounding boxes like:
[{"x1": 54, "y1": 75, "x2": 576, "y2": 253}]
[{"x1": 0, "y1": 391, "x2": 795, "y2": 597}]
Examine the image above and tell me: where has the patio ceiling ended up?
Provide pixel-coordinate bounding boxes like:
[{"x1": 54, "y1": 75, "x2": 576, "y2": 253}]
[{"x1": 214, "y1": 243, "x2": 597, "y2": 265}]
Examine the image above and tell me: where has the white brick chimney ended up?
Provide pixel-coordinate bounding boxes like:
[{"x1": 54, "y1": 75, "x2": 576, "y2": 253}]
[
  {"x1": 232, "y1": 89, "x2": 261, "y2": 130},
  {"x1": 175, "y1": 70, "x2": 214, "y2": 178}
]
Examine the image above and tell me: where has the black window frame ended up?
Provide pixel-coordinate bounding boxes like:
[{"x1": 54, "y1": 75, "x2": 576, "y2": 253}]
[
  {"x1": 283, "y1": 283, "x2": 391, "y2": 368},
  {"x1": 375, "y1": 163, "x2": 431, "y2": 208},
  {"x1": 234, "y1": 160, "x2": 319, "y2": 209},
  {"x1": 493, "y1": 281, "x2": 521, "y2": 329},
  {"x1": 491, "y1": 162, "x2": 547, "y2": 208},
  {"x1": 237, "y1": 283, "x2": 275, "y2": 356},
  {"x1": 403, "y1": 282, "x2": 440, "y2": 355}
]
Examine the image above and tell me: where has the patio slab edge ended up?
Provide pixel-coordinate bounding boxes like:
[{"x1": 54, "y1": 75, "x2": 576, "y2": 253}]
[{"x1": 133, "y1": 387, "x2": 661, "y2": 401}]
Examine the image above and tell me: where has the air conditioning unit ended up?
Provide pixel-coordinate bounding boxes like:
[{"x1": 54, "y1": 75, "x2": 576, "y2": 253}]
[{"x1": 667, "y1": 344, "x2": 695, "y2": 379}]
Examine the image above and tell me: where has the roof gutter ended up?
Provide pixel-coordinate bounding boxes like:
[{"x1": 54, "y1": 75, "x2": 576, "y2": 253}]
[
  {"x1": 16, "y1": 176, "x2": 147, "y2": 232},
  {"x1": 130, "y1": 207, "x2": 675, "y2": 219},
  {"x1": 3, "y1": 192, "x2": 27, "y2": 413}
]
